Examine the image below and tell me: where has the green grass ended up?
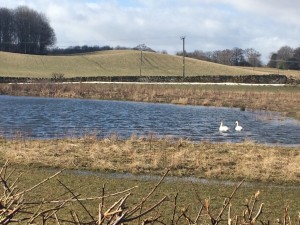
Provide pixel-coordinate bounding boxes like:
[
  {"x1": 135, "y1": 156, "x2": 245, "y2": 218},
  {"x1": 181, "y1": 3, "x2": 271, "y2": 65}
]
[
  {"x1": 0, "y1": 50, "x2": 272, "y2": 78},
  {"x1": 4, "y1": 164, "x2": 300, "y2": 224}
]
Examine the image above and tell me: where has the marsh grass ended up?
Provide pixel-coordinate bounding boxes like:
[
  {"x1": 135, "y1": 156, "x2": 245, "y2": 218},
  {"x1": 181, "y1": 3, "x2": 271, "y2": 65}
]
[{"x1": 1, "y1": 134, "x2": 299, "y2": 184}]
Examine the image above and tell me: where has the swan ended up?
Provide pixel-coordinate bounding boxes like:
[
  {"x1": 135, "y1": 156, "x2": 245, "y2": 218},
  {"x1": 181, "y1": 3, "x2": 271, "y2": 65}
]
[
  {"x1": 235, "y1": 121, "x2": 243, "y2": 131},
  {"x1": 219, "y1": 121, "x2": 229, "y2": 132}
]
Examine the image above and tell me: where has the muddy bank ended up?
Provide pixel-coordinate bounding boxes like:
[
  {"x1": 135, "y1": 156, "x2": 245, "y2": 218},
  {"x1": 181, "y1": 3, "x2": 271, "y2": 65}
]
[{"x1": 0, "y1": 74, "x2": 296, "y2": 84}]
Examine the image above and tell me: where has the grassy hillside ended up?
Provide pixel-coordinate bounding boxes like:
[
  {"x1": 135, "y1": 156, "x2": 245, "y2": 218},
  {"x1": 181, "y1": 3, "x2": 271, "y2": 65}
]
[
  {"x1": 238, "y1": 66, "x2": 300, "y2": 80},
  {"x1": 0, "y1": 50, "x2": 273, "y2": 78}
]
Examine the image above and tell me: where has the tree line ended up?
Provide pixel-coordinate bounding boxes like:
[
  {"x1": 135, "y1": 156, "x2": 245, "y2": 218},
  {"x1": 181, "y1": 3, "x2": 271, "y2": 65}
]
[
  {"x1": 0, "y1": 6, "x2": 56, "y2": 54},
  {"x1": 49, "y1": 45, "x2": 113, "y2": 55},
  {"x1": 176, "y1": 47, "x2": 262, "y2": 67},
  {"x1": 176, "y1": 45, "x2": 300, "y2": 70},
  {"x1": 268, "y1": 45, "x2": 300, "y2": 70},
  {"x1": 48, "y1": 43, "x2": 155, "y2": 55}
]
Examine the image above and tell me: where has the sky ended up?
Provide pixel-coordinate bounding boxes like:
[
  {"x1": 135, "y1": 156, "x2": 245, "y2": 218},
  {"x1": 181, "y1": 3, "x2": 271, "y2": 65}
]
[{"x1": 1, "y1": 0, "x2": 300, "y2": 64}]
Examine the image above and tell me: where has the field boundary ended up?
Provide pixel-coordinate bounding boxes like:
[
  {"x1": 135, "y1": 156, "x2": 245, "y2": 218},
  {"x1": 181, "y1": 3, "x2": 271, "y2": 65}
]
[{"x1": 0, "y1": 74, "x2": 297, "y2": 84}]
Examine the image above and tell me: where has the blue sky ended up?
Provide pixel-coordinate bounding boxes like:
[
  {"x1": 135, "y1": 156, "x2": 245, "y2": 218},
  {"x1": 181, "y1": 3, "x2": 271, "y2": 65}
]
[{"x1": 1, "y1": 0, "x2": 300, "y2": 63}]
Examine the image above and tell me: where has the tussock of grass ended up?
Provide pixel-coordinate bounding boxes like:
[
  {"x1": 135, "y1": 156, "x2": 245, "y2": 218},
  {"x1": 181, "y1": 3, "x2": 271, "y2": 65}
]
[{"x1": 1, "y1": 136, "x2": 299, "y2": 183}]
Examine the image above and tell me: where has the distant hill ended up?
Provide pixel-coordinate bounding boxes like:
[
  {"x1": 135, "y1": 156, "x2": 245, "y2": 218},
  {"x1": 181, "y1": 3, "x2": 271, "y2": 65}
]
[{"x1": 0, "y1": 50, "x2": 297, "y2": 78}]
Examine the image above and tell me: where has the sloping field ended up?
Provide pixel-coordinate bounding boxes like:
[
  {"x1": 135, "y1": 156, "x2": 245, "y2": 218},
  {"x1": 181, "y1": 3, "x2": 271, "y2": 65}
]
[
  {"x1": 0, "y1": 50, "x2": 270, "y2": 78},
  {"x1": 242, "y1": 66, "x2": 300, "y2": 80}
]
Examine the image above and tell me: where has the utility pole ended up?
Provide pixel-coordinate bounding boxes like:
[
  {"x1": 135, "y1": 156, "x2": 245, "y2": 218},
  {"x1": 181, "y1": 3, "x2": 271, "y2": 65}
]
[
  {"x1": 180, "y1": 36, "x2": 186, "y2": 78},
  {"x1": 140, "y1": 50, "x2": 143, "y2": 76}
]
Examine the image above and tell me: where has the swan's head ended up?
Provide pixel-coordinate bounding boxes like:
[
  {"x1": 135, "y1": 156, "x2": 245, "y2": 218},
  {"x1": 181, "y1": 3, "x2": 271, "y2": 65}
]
[{"x1": 235, "y1": 121, "x2": 238, "y2": 124}]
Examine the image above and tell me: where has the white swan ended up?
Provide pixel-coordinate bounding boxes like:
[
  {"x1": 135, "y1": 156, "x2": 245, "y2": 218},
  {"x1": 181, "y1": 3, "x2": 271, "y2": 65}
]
[
  {"x1": 219, "y1": 121, "x2": 229, "y2": 132},
  {"x1": 235, "y1": 121, "x2": 243, "y2": 131}
]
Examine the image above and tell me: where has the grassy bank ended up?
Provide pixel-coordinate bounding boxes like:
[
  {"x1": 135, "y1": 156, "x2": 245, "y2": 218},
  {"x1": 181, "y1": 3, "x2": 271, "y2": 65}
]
[
  {"x1": 1, "y1": 83, "x2": 300, "y2": 120},
  {"x1": 1, "y1": 136, "x2": 299, "y2": 184}
]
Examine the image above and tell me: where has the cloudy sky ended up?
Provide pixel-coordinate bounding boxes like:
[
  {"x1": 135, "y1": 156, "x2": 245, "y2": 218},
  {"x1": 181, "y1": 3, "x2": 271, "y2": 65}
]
[{"x1": 2, "y1": 0, "x2": 300, "y2": 63}]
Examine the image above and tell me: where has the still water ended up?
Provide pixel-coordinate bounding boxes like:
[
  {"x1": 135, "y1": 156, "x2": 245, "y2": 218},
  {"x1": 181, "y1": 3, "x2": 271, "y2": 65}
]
[{"x1": 0, "y1": 95, "x2": 299, "y2": 145}]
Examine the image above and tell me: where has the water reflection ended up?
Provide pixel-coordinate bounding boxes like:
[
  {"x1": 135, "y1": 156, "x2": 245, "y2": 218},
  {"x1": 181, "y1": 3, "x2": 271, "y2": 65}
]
[{"x1": 0, "y1": 95, "x2": 299, "y2": 145}]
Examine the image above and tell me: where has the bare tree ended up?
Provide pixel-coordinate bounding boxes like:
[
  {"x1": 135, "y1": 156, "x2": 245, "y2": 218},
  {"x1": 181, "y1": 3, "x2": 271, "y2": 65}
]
[
  {"x1": 37, "y1": 13, "x2": 56, "y2": 53},
  {"x1": 293, "y1": 47, "x2": 300, "y2": 59},
  {"x1": 277, "y1": 45, "x2": 294, "y2": 61},
  {"x1": 231, "y1": 47, "x2": 245, "y2": 66},
  {"x1": 267, "y1": 52, "x2": 278, "y2": 68},
  {"x1": 213, "y1": 49, "x2": 233, "y2": 65},
  {"x1": 0, "y1": 8, "x2": 14, "y2": 51},
  {"x1": 245, "y1": 48, "x2": 262, "y2": 67},
  {"x1": 0, "y1": 6, "x2": 56, "y2": 54},
  {"x1": 275, "y1": 45, "x2": 294, "y2": 69}
]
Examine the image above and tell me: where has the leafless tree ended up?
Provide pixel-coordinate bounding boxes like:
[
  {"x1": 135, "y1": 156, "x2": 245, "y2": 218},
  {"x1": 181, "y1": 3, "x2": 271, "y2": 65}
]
[
  {"x1": 213, "y1": 49, "x2": 233, "y2": 65},
  {"x1": 245, "y1": 48, "x2": 262, "y2": 67},
  {"x1": 0, "y1": 6, "x2": 56, "y2": 54},
  {"x1": 0, "y1": 8, "x2": 14, "y2": 52},
  {"x1": 277, "y1": 45, "x2": 294, "y2": 62},
  {"x1": 231, "y1": 47, "x2": 246, "y2": 66}
]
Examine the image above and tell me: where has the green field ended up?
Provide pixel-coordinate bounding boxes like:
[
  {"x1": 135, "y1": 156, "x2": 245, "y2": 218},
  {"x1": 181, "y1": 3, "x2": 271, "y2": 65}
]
[{"x1": 0, "y1": 50, "x2": 273, "y2": 78}]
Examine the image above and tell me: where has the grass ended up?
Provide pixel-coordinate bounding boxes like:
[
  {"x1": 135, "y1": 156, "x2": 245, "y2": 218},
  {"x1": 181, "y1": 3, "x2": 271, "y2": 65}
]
[
  {"x1": 0, "y1": 50, "x2": 273, "y2": 77},
  {"x1": 242, "y1": 66, "x2": 300, "y2": 80},
  {"x1": 1, "y1": 161, "x2": 300, "y2": 224},
  {"x1": 1, "y1": 135, "x2": 299, "y2": 184}
]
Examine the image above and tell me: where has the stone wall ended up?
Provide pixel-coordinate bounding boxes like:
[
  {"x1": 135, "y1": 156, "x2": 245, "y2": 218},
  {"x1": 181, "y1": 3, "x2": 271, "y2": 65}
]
[{"x1": 0, "y1": 74, "x2": 296, "y2": 84}]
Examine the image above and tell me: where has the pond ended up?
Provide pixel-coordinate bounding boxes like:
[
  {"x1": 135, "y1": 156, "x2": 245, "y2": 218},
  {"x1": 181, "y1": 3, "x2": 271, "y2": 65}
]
[{"x1": 0, "y1": 95, "x2": 299, "y2": 145}]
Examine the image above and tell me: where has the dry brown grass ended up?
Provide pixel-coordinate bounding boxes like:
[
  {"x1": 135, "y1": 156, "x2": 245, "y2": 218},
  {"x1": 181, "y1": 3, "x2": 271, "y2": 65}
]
[{"x1": 1, "y1": 136, "x2": 299, "y2": 184}]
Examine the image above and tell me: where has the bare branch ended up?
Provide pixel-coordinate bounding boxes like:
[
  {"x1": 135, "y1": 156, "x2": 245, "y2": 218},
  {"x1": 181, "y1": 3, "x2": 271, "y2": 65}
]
[
  {"x1": 127, "y1": 169, "x2": 169, "y2": 217},
  {"x1": 57, "y1": 179, "x2": 95, "y2": 222},
  {"x1": 214, "y1": 179, "x2": 245, "y2": 225},
  {"x1": 251, "y1": 203, "x2": 264, "y2": 224},
  {"x1": 171, "y1": 193, "x2": 178, "y2": 225}
]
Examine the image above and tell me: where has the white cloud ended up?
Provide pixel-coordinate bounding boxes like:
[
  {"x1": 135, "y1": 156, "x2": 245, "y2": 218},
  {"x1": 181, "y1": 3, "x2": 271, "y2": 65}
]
[{"x1": 1, "y1": 0, "x2": 300, "y2": 63}]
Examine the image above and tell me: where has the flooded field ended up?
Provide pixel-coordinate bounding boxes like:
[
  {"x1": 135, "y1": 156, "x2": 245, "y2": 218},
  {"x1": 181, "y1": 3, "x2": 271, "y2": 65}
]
[{"x1": 0, "y1": 95, "x2": 299, "y2": 145}]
